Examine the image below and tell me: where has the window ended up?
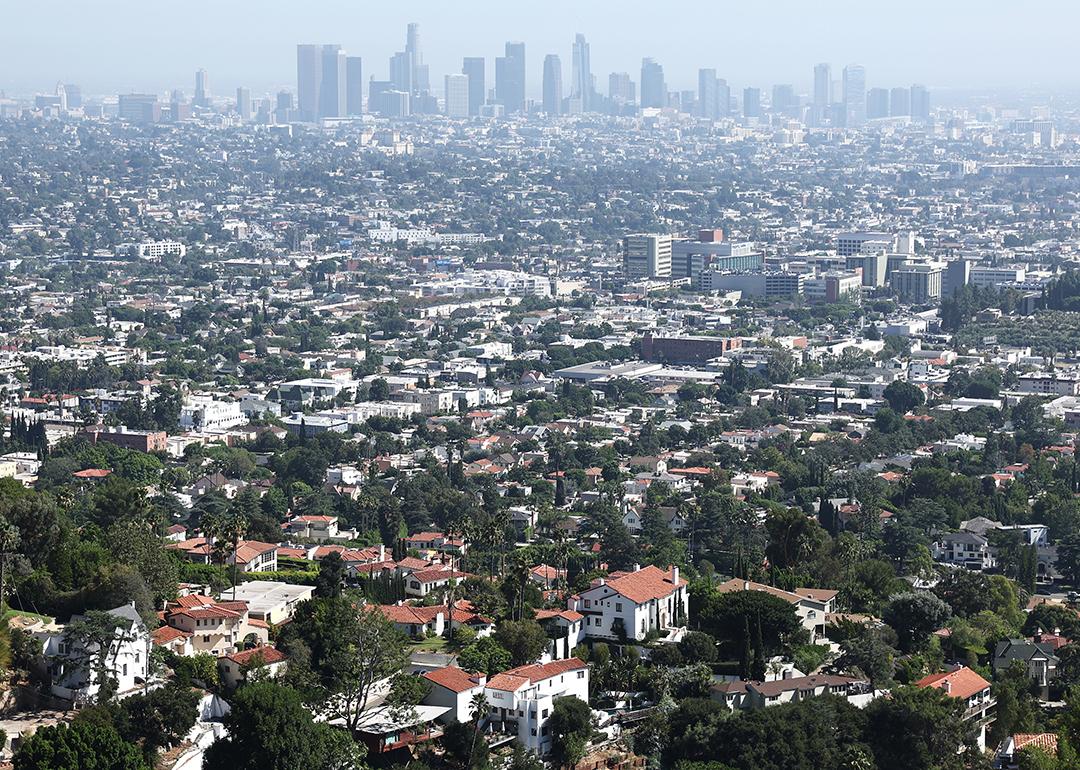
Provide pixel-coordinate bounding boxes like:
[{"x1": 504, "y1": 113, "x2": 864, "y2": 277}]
[
  {"x1": 542, "y1": 708, "x2": 549, "y2": 718},
  {"x1": 616, "y1": 603, "x2": 623, "y2": 612},
  {"x1": 577, "y1": 671, "x2": 585, "y2": 679},
  {"x1": 584, "y1": 599, "x2": 591, "y2": 608}
]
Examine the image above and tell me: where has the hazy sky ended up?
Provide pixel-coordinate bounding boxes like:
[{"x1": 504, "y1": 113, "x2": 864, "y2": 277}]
[{"x1": 2, "y1": 1, "x2": 1077, "y2": 98}]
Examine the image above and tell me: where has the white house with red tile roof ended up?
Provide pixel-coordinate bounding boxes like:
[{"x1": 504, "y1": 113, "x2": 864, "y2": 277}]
[
  {"x1": 379, "y1": 604, "x2": 446, "y2": 638},
  {"x1": 404, "y1": 569, "x2": 470, "y2": 598},
  {"x1": 567, "y1": 565, "x2": 688, "y2": 642},
  {"x1": 218, "y1": 645, "x2": 288, "y2": 690},
  {"x1": 158, "y1": 594, "x2": 269, "y2": 657},
  {"x1": 915, "y1": 666, "x2": 995, "y2": 750},
  {"x1": 534, "y1": 609, "x2": 587, "y2": 659},
  {"x1": 484, "y1": 658, "x2": 589, "y2": 754},
  {"x1": 284, "y1": 514, "x2": 359, "y2": 542},
  {"x1": 421, "y1": 666, "x2": 487, "y2": 723}
]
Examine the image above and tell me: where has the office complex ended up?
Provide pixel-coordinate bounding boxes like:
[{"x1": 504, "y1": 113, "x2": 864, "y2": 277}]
[
  {"x1": 445, "y1": 73, "x2": 469, "y2": 118},
  {"x1": 890, "y1": 86, "x2": 910, "y2": 117},
  {"x1": 570, "y1": 33, "x2": 593, "y2": 112},
  {"x1": 462, "y1": 58, "x2": 485, "y2": 116},
  {"x1": 542, "y1": 55, "x2": 562, "y2": 115},
  {"x1": 346, "y1": 56, "x2": 364, "y2": 115},
  {"x1": 640, "y1": 58, "x2": 666, "y2": 109},
  {"x1": 235, "y1": 87, "x2": 251, "y2": 121},
  {"x1": 194, "y1": 68, "x2": 209, "y2": 107},
  {"x1": 892, "y1": 264, "x2": 943, "y2": 303},
  {"x1": 297, "y1": 43, "x2": 347, "y2": 121},
  {"x1": 117, "y1": 94, "x2": 160, "y2": 125},
  {"x1": 813, "y1": 63, "x2": 831, "y2": 123},
  {"x1": 842, "y1": 64, "x2": 866, "y2": 127},
  {"x1": 623, "y1": 234, "x2": 673, "y2": 279},
  {"x1": 698, "y1": 69, "x2": 720, "y2": 120},
  {"x1": 910, "y1": 84, "x2": 930, "y2": 121},
  {"x1": 496, "y1": 42, "x2": 526, "y2": 114},
  {"x1": 867, "y1": 88, "x2": 889, "y2": 119},
  {"x1": 743, "y1": 87, "x2": 761, "y2": 118},
  {"x1": 609, "y1": 72, "x2": 635, "y2": 106}
]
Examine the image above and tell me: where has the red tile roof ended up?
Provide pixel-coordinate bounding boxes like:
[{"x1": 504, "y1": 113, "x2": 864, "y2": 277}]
[
  {"x1": 915, "y1": 666, "x2": 990, "y2": 700},
  {"x1": 487, "y1": 657, "x2": 587, "y2": 692},
  {"x1": 222, "y1": 646, "x2": 288, "y2": 666},
  {"x1": 422, "y1": 666, "x2": 485, "y2": 693},
  {"x1": 602, "y1": 566, "x2": 685, "y2": 604}
]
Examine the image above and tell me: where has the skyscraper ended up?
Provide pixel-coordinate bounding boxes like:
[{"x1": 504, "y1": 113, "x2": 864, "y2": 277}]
[
  {"x1": 743, "y1": 87, "x2": 761, "y2": 118},
  {"x1": 496, "y1": 42, "x2": 526, "y2": 114},
  {"x1": 236, "y1": 87, "x2": 252, "y2": 121},
  {"x1": 406, "y1": 23, "x2": 425, "y2": 95},
  {"x1": 813, "y1": 63, "x2": 831, "y2": 121},
  {"x1": 910, "y1": 84, "x2": 930, "y2": 121},
  {"x1": 698, "y1": 69, "x2": 719, "y2": 120},
  {"x1": 64, "y1": 84, "x2": 82, "y2": 109},
  {"x1": 640, "y1": 58, "x2": 666, "y2": 109},
  {"x1": 842, "y1": 64, "x2": 866, "y2": 127},
  {"x1": 462, "y1": 57, "x2": 485, "y2": 116},
  {"x1": 543, "y1": 54, "x2": 563, "y2": 115},
  {"x1": 445, "y1": 73, "x2": 469, "y2": 118},
  {"x1": 889, "y1": 86, "x2": 910, "y2": 117},
  {"x1": 297, "y1": 44, "x2": 346, "y2": 121},
  {"x1": 346, "y1": 57, "x2": 363, "y2": 115},
  {"x1": 867, "y1": 87, "x2": 889, "y2": 119},
  {"x1": 771, "y1": 84, "x2": 796, "y2": 116},
  {"x1": 609, "y1": 72, "x2": 635, "y2": 105},
  {"x1": 717, "y1": 79, "x2": 731, "y2": 117},
  {"x1": 571, "y1": 33, "x2": 593, "y2": 112},
  {"x1": 390, "y1": 51, "x2": 413, "y2": 96},
  {"x1": 194, "y1": 69, "x2": 209, "y2": 107}
]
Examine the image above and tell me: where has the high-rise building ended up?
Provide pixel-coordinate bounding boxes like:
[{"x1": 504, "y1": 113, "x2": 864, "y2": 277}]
[
  {"x1": 406, "y1": 22, "x2": 427, "y2": 94},
  {"x1": 698, "y1": 69, "x2": 719, "y2": 120},
  {"x1": 743, "y1": 87, "x2": 761, "y2": 118},
  {"x1": 445, "y1": 73, "x2": 470, "y2": 118},
  {"x1": 890, "y1": 86, "x2": 910, "y2": 117},
  {"x1": 842, "y1": 64, "x2": 866, "y2": 127},
  {"x1": 346, "y1": 56, "x2": 363, "y2": 115},
  {"x1": 275, "y1": 91, "x2": 293, "y2": 123},
  {"x1": 542, "y1": 54, "x2": 563, "y2": 115},
  {"x1": 640, "y1": 58, "x2": 665, "y2": 108},
  {"x1": 813, "y1": 63, "x2": 831, "y2": 121},
  {"x1": 910, "y1": 84, "x2": 930, "y2": 121},
  {"x1": 623, "y1": 234, "x2": 672, "y2": 280},
  {"x1": 390, "y1": 51, "x2": 413, "y2": 96},
  {"x1": 297, "y1": 44, "x2": 346, "y2": 121},
  {"x1": 867, "y1": 87, "x2": 889, "y2": 119},
  {"x1": 609, "y1": 72, "x2": 635, "y2": 105},
  {"x1": 717, "y1": 79, "x2": 730, "y2": 117},
  {"x1": 462, "y1": 58, "x2": 485, "y2": 116},
  {"x1": 118, "y1": 94, "x2": 160, "y2": 125},
  {"x1": 236, "y1": 87, "x2": 252, "y2": 121},
  {"x1": 891, "y1": 264, "x2": 943, "y2": 303},
  {"x1": 571, "y1": 33, "x2": 593, "y2": 111},
  {"x1": 194, "y1": 69, "x2": 209, "y2": 108},
  {"x1": 496, "y1": 42, "x2": 526, "y2": 114},
  {"x1": 64, "y1": 84, "x2": 82, "y2": 110},
  {"x1": 771, "y1": 84, "x2": 796, "y2": 116}
]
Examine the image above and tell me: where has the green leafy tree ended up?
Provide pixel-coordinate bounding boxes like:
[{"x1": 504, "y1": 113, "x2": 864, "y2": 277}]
[
  {"x1": 203, "y1": 682, "x2": 363, "y2": 770},
  {"x1": 864, "y1": 685, "x2": 973, "y2": 770},
  {"x1": 494, "y1": 620, "x2": 549, "y2": 667},
  {"x1": 882, "y1": 592, "x2": 951, "y2": 652},
  {"x1": 14, "y1": 720, "x2": 147, "y2": 770},
  {"x1": 457, "y1": 636, "x2": 512, "y2": 677},
  {"x1": 548, "y1": 696, "x2": 595, "y2": 769}
]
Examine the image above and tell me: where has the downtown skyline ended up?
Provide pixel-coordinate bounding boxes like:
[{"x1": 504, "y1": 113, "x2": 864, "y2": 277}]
[{"x1": 4, "y1": 0, "x2": 1080, "y2": 98}]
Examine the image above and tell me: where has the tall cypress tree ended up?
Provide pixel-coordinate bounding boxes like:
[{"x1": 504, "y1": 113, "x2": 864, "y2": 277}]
[
  {"x1": 752, "y1": 613, "x2": 766, "y2": 681},
  {"x1": 740, "y1": 616, "x2": 752, "y2": 680}
]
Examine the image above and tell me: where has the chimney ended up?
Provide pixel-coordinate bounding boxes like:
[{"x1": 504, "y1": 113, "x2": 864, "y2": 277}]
[
  {"x1": 379, "y1": 543, "x2": 386, "y2": 561},
  {"x1": 943, "y1": 679, "x2": 951, "y2": 695},
  {"x1": 743, "y1": 580, "x2": 751, "y2": 591},
  {"x1": 633, "y1": 563, "x2": 641, "y2": 572},
  {"x1": 672, "y1": 566, "x2": 679, "y2": 586}
]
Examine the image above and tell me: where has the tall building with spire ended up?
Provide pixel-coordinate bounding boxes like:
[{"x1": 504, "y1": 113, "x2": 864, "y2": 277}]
[{"x1": 571, "y1": 33, "x2": 593, "y2": 111}]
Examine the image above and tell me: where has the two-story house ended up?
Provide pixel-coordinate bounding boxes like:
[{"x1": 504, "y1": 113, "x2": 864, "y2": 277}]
[
  {"x1": 484, "y1": 658, "x2": 589, "y2": 755},
  {"x1": 422, "y1": 665, "x2": 487, "y2": 723},
  {"x1": 932, "y1": 532, "x2": 995, "y2": 571},
  {"x1": 567, "y1": 565, "x2": 688, "y2": 642},
  {"x1": 44, "y1": 603, "x2": 150, "y2": 704},
  {"x1": 713, "y1": 579, "x2": 836, "y2": 642},
  {"x1": 916, "y1": 666, "x2": 995, "y2": 750}
]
